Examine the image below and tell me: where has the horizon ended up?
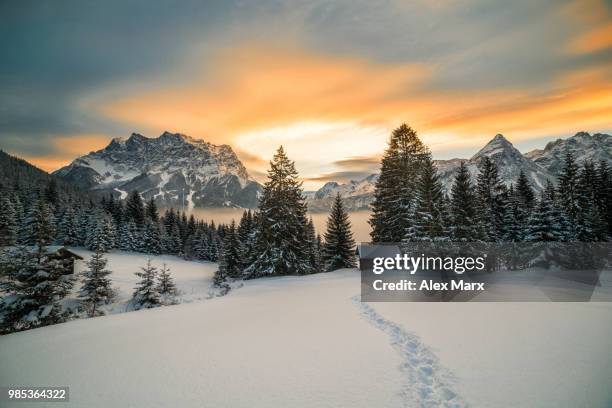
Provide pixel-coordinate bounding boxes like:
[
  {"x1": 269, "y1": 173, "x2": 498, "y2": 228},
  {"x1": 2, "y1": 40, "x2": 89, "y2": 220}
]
[{"x1": 2, "y1": 0, "x2": 612, "y2": 190}]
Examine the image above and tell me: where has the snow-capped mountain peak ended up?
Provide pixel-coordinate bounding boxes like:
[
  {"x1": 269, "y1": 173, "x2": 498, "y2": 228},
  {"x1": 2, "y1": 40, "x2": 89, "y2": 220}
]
[{"x1": 54, "y1": 132, "x2": 262, "y2": 208}]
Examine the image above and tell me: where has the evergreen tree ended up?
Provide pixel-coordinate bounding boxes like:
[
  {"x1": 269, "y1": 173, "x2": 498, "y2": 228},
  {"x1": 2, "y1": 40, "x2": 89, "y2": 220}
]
[
  {"x1": 57, "y1": 206, "x2": 79, "y2": 246},
  {"x1": 475, "y1": 156, "x2": 507, "y2": 241},
  {"x1": 515, "y1": 170, "x2": 535, "y2": 209},
  {"x1": 85, "y1": 214, "x2": 116, "y2": 252},
  {"x1": 322, "y1": 194, "x2": 356, "y2": 271},
  {"x1": 369, "y1": 124, "x2": 429, "y2": 242},
  {"x1": 305, "y1": 218, "x2": 320, "y2": 272},
  {"x1": 132, "y1": 259, "x2": 160, "y2": 309},
  {"x1": 21, "y1": 198, "x2": 56, "y2": 247},
  {"x1": 142, "y1": 221, "x2": 163, "y2": 254},
  {"x1": 503, "y1": 184, "x2": 528, "y2": 242},
  {"x1": 523, "y1": 180, "x2": 573, "y2": 242},
  {"x1": 245, "y1": 146, "x2": 312, "y2": 277},
  {"x1": 574, "y1": 161, "x2": 607, "y2": 241},
  {"x1": 557, "y1": 152, "x2": 580, "y2": 223},
  {"x1": 0, "y1": 195, "x2": 18, "y2": 246},
  {"x1": 450, "y1": 162, "x2": 479, "y2": 241},
  {"x1": 216, "y1": 220, "x2": 242, "y2": 281},
  {"x1": 145, "y1": 197, "x2": 159, "y2": 222},
  {"x1": 596, "y1": 160, "x2": 612, "y2": 235},
  {"x1": 157, "y1": 263, "x2": 177, "y2": 305},
  {"x1": 79, "y1": 245, "x2": 114, "y2": 317},
  {"x1": 0, "y1": 245, "x2": 75, "y2": 334},
  {"x1": 125, "y1": 191, "x2": 145, "y2": 226},
  {"x1": 237, "y1": 210, "x2": 256, "y2": 268},
  {"x1": 404, "y1": 155, "x2": 447, "y2": 241}
]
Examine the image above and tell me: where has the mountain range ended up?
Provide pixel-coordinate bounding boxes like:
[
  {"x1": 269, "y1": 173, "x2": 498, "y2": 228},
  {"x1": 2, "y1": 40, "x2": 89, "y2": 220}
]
[
  {"x1": 53, "y1": 132, "x2": 262, "y2": 208},
  {"x1": 310, "y1": 131, "x2": 612, "y2": 210}
]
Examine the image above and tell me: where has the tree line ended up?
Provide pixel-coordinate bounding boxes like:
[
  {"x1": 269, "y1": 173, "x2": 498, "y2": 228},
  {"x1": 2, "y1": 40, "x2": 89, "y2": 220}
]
[{"x1": 369, "y1": 124, "x2": 612, "y2": 244}]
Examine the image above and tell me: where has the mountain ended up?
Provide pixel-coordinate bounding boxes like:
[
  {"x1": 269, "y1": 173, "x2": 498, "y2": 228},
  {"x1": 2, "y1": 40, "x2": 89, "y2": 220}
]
[
  {"x1": 54, "y1": 132, "x2": 262, "y2": 208},
  {"x1": 308, "y1": 132, "x2": 611, "y2": 211},
  {"x1": 525, "y1": 132, "x2": 612, "y2": 176},
  {"x1": 435, "y1": 134, "x2": 554, "y2": 192},
  {"x1": 308, "y1": 174, "x2": 378, "y2": 211}
]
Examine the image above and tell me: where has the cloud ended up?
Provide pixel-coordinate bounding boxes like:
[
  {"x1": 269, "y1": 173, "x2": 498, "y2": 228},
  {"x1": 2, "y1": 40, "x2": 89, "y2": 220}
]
[{"x1": 306, "y1": 171, "x2": 373, "y2": 184}]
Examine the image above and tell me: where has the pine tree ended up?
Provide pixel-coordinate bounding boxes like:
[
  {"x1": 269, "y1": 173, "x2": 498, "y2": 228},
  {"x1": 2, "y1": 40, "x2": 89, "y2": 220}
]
[
  {"x1": 404, "y1": 155, "x2": 447, "y2": 241},
  {"x1": 132, "y1": 259, "x2": 160, "y2": 309},
  {"x1": 475, "y1": 156, "x2": 507, "y2": 242},
  {"x1": 21, "y1": 198, "x2": 56, "y2": 246},
  {"x1": 557, "y1": 152, "x2": 580, "y2": 224},
  {"x1": 237, "y1": 210, "x2": 256, "y2": 268},
  {"x1": 574, "y1": 161, "x2": 607, "y2": 241},
  {"x1": 503, "y1": 184, "x2": 528, "y2": 242},
  {"x1": 57, "y1": 206, "x2": 78, "y2": 246},
  {"x1": 85, "y1": 214, "x2": 116, "y2": 252},
  {"x1": 125, "y1": 191, "x2": 145, "y2": 226},
  {"x1": 145, "y1": 197, "x2": 159, "y2": 222},
  {"x1": 322, "y1": 194, "x2": 356, "y2": 271},
  {"x1": 450, "y1": 162, "x2": 479, "y2": 241},
  {"x1": 142, "y1": 221, "x2": 162, "y2": 254},
  {"x1": 79, "y1": 245, "x2": 114, "y2": 317},
  {"x1": 0, "y1": 245, "x2": 75, "y2": 334},
  {"x1": 596, "y1": 160, "x2": 612, "y2": 235},
  {"x1": 0, "y1": 195, "x2": 18, "y2": 246},
  {"x1": 245, "y1": 146, "x2": 312, "y2": 277},
  {"x1": 515, "y1": 170, "x2": 535, "y2": 209},
  {"x1": 157, "y1": 263, "x2": 177, "y2": 305},
  {"x1": 369, "y1": 124, "x2": 429, "y2": 242},
  {"x1": 305, "y1": 218, "x2": 320, "y2": 272},
  {"x1": 524, "y1": 180, "x2": 573, "y2": 242},
  {"x1": 217, "y1": 220, "x2": 242, "y2": 280}
]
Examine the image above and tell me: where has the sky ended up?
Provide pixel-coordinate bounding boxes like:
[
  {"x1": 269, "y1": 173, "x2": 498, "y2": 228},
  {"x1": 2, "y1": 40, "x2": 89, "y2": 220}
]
[{"x1": 1, "y1": 0, "x2": 611, "y2": 190}]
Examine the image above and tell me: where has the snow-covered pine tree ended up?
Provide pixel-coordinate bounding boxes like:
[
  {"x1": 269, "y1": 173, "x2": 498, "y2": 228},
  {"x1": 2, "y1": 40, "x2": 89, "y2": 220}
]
[
  {"x1": 216, "y1": 220, "x2": 241, "y2": 282},
  {"x1": 20, "y1": 198, "x2": 56, "y2": 246},
  {"x1": 125, "y1": 190, "x2": 145, "y2": 227},
  {"x1": 192, "y1": 229, "x2": 210, "y2": 260},
  {"x1": 145, "y1": 197, "x2": 159, "y2": 222},
  {"x1": 322, "y1": 193, "x2": 356, "y2": 271},
  {"x1": 85, "y1": 214, "x2": 116, "y2": 252},
  {"x1": 131, "y1": 259, "x2": 160, "y2": 309},
  {"x1": 245, "y1": 146, "x2": 312, "y2": 277},
  {"x1": 57, "y1": 206, "x2": 79, "y2": 246},
  {"x1": 475, "y1": 156, "x2": 507, "y2": 242},
  {"x1": 516, "y1": 170, "x2": 535, "y2": 209},
  {"x1": 79, "y1": 242, "x2": 114, "y2": 317},
  {"x1": 523, "y1": 181, "x2": 570, "y2": 241},
  {"x1": 118, "y1": 220, "x2": 138, "y2": 251},
  {"x1": 450, "y1": 162, "x2": 480, "y2": 241},
  {"x1": 596, "y1": 160, "x2": 612, "y2": 235},
  {"x1": 369, "y1": 124, "x2": 429, "y2": 243},
  {"x1": 237, "y1": 210, "x2": 256, "y2": 268},
  {"x1": 163, "y1": 222, "x2": 182, "y2": 255},
  {"x1": 574, "y1": 161, "x2": 607, "y2": 241},
  {"x1": 0, "y1": 245, "x2": 75, "y2": 334},
  {"x1": 503, "y1": 184, "x2": 528, "y2": 242},
  {"x1": 305, "y1": 218, "x2": 320, "y2": 272},
  {"x1": 557, "y1": 151, "x2": 580, "y2": 224},
  {"x1": 404, "y1": 155, "x2": 447, "y2": 242},
  {"x1": 142, "y1": 220, "x2": 163, "y2": 254},
  {"x1": 157, "y1": 263, "x2": 177, "y2": 305},
  {"x1": 0, "y1": 195, "x2": 18, "y2": 246}
]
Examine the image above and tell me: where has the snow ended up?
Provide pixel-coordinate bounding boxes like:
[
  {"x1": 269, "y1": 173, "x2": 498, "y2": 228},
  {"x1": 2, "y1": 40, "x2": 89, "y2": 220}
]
[
  {"x1": 1, "y1": 255, "x2": 611, "y2": 408},
  {"x1": 64, "y1": 248, "x2": 218, "y2": 313}
]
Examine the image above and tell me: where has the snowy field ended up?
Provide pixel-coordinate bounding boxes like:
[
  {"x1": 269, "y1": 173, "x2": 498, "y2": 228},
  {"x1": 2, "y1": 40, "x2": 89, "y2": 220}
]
[{"x1": 1, "y1": 251, "x2": 612, "y2": 408}]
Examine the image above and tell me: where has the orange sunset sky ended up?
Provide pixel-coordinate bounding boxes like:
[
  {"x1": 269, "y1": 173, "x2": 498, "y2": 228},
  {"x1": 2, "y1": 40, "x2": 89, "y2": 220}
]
[{"x1": 1, "y1": 0, "x2": 611, "y2": 189}]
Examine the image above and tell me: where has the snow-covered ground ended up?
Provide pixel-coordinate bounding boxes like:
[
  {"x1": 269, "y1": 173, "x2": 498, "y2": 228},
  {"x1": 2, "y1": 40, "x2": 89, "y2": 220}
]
[
  {"x1": 57, "y1": 248, "x2": 219, "y2": 314},
  {"x1": 1, "y1": 251, "x2": 612, "y2": 408}
]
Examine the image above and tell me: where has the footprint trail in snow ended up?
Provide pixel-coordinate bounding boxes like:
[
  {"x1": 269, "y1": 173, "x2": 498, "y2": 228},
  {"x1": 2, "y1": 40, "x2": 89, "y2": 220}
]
[{"x1": 352, "y1": 296, "x2": 468, "y2": 408}]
